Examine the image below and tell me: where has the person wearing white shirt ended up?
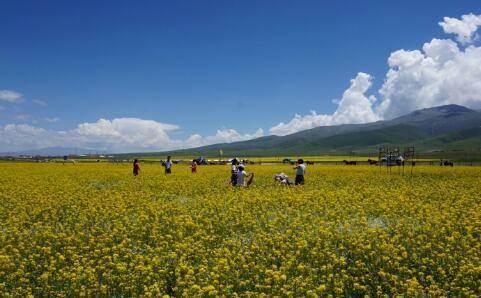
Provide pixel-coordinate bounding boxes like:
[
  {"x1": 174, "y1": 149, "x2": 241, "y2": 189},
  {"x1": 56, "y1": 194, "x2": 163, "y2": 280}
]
[
  {"x1": 237, "y1": 165, "x2": 252, "y2": 187},
  {"x1": 164, "y1": 156, "x2": 173, "y2": 174},
  {"x1": 293, "y1": 158, "x2": 306, "y2": 185},
  {"x1": 231, "y1": 158, "x2": 239, "y2": 186}
]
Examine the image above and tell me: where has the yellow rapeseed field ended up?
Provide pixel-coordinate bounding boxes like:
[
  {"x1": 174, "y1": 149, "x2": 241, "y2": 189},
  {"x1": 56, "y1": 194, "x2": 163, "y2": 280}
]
[{"x1": 0, "y1": 163, "x2": 480, "y2": 297}]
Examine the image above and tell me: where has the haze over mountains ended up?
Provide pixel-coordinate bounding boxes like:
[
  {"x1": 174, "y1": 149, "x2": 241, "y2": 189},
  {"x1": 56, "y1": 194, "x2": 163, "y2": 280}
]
[
  {"x1": 160, "y1": 104, "x2": 481, "y2": 156},
  {"x1": 0, "y1": 147, "x2": 104, "y2": 157},
  {"x1": 2, "y1": 104, "x2": 481, "y2": 157}
]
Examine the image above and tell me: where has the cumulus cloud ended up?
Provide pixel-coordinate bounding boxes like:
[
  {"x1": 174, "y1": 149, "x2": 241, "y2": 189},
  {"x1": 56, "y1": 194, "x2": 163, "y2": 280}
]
[
  {"x1": 0, "y1": 124, "x2": 58, "y2": 150},
  {"x1": 269, "y1": 73, "x2": 379, "y2": 136},
  {"x1": 186, "y1": 128, "x2": 265, "y2": 147},
  {"x1": 0, "y1": 90, "x2": 22, "y2": 102},
  {"x1": 4, "y1": 12, "x2": 481, "y2": 150},
  {"x1": 0, "y1": 118, "x2": 264, "y2": 153},
  {"x1": 270, "y1": 12, "x2": 481, "y2": 135},
  {"x1": 439, "y1": 13, "x2": 481, "y2": 44},
  {"x1": 72, "y1": 118, "x2": 181, "y2": 151},
  {"x1": 376, "y1": 38, "x2": 481, "y2": 118}
]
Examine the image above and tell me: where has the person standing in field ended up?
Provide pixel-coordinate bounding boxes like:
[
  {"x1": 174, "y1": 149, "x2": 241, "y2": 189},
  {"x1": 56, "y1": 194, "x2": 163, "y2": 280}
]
[
  {"x1": 231, "y1": 158, "x2": 239, "y2": 186},
  {"x1": 164, "y1": 156, "x2": 173, "y2": 174},
  {"x1": 133, "y1": 159, "x2": 140, "y2": 176},
  {"x1": 191, "y1": 159, "x2": 198, "y2": 173},
  {"x1": 293, "y1": 158, "x2": 306, "y2": 185},
  {"x1": 236, "y1": 164, "x2": 253, "y2": 187},
  {"x1": 238, "y1": 160, "x2": 245, "y2": 171}
]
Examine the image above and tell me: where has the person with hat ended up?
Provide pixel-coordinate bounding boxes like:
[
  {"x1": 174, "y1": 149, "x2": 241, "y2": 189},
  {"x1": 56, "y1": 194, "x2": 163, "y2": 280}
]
[{"x1": 236, "y1": 164, "x2": 253, "y2": 187}]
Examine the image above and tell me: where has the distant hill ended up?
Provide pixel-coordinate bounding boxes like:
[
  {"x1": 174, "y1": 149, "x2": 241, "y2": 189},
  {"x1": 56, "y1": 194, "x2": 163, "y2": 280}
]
[
  {"x1": 0, "y1": 147, "x2": 101, "y2": 157},
  {"x1": 158, "y1": 104, "x2": 481, "y2": 156},
  {"x1": 4, "y1": 105, "x2": 481, "y2": 158}
]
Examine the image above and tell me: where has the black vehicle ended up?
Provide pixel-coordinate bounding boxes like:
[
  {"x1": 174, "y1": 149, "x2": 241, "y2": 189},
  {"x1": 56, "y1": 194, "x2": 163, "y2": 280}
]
[{"x1": 195, "y1": 157, "x2": 207, "y2": 165}]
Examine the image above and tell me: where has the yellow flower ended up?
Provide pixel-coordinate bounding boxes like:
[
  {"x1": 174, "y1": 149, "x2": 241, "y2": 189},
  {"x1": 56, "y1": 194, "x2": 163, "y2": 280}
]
[{"x1": 0, "y1": 162, "x2": 479, "y2": 296}]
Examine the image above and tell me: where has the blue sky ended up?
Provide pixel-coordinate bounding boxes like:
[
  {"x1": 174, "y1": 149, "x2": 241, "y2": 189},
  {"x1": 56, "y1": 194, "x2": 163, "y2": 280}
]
[{"x1": 1, "y1": 1, "x2": 481, "y2": 152}]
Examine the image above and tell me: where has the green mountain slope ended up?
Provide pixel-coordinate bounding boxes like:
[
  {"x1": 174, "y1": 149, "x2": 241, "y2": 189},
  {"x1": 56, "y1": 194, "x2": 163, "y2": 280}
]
[
  {"x1": 153, "y1": 105, "x2": 481, "y2": 156},
  {"x1": 420, "y1": 127, "x2": 481, "y2": 149}
]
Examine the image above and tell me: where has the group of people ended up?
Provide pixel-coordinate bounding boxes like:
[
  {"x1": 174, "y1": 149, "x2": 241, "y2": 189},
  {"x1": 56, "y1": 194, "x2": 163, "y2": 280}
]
[
  {"x1": 229, "y1": 159, "x2": 253, "y2": 187},
  {"x1": 132, "y1": 156, "x2": 174, "y2": 176},
  {"x1": 132, "y1": 156, "x2": 307, "y2": 186},
  {"x1": 274, "y1": 158, "x2": 306, "y2": 186}
]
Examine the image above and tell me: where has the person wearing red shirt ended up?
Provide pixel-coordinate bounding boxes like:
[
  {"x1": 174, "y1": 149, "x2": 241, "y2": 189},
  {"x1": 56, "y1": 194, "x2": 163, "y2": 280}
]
[
  {"x1": 191, "y1": 159, "x2": 198, "y2": 173},
  {"x1": 133, "y1": 159, "x2": 140, "y2": 176}
]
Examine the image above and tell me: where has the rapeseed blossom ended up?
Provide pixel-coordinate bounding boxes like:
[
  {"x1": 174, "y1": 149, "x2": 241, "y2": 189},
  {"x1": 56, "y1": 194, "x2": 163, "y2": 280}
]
[{"x1": 0, "y1": 163, "x2": 480, "y2": 296}]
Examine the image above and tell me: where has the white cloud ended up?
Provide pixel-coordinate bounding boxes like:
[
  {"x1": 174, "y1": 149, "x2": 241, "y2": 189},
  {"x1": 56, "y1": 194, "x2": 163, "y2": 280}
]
[
  {"x1": 269, "y1": 72, "x2": 379, "y2": 136},
  {"x1": 32, "y1": 99, "x2": 47, "y2": 106},
  {"x1": 0, "y1": 118, "x2": 264, "y2": 153},
  {"x1": 73, "y1": 118, "x2": 181, "y2": 151},
  {"x1": 270, "y1": 12, "x2": 481, "y2": 135},
  {"x1": 331, "y1": 73, "x2": 379, "y2": 124},
  {"x1": 45, "y1": 117, "x2": 60, "y2": 123},
  {"x1": 439, "y1": 13, "x2": 481, "y2": 44},
  {"x1": 4, "y1": 12, "x2": 481, "y2": 151},
  {"x1": 0, "y1": 90, "x2": 22, "y2": 102},
  {"x1": 376, "y1": 38, "x2": 481, "y2": 118},
  {"x1": 0, "y1": 124, "x2": 58, "y2": 150},
  {"x1": 186, "y1": 128, "x2": 265, "y2": 147}
]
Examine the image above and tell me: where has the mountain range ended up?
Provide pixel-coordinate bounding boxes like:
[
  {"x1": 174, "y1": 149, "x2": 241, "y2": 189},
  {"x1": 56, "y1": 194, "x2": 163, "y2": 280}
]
[
  {"x1": 0, "y1": 147, "x2": 103, "y2": 157},
  {"x1": 160, "y1": 104, "x2": 481, "y2": 156},
  {"x1": 2, "y1": 105, "x2": 481, "y2": 157}
]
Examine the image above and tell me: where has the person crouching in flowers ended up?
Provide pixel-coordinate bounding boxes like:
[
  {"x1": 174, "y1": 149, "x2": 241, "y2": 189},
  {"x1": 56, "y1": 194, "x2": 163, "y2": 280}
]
[
  {"x1": 237, "y1": 165, "x2": 253, "y2": 187},
  {"x1": 274, "y1": 173, "x2": 293, "y2": 185},
  {"x1": 133, "y1": 159, "x2": 140, "y2": 176},
  {"x1": 293, "y1": 158, "x2": 306, "y2": 185}
]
